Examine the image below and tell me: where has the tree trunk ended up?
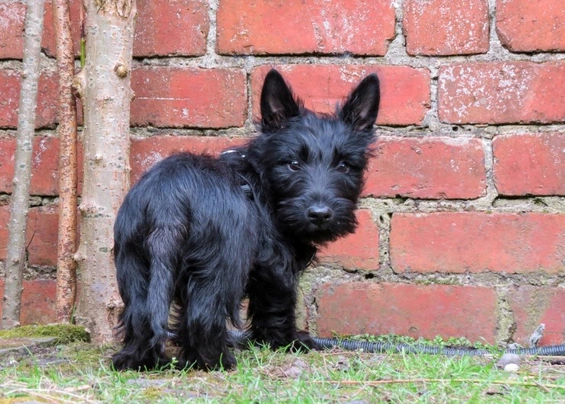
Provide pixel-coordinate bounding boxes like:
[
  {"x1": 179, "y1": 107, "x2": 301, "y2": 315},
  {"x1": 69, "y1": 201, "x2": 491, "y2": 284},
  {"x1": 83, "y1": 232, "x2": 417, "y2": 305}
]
[
  {"x1": 2, "y1": 0, "x2": 45, "y2": 330},
  {"x1": 74, "y1": 0, "x2": 136, "y2": 343},
  {"x1": 53, "y1": 0, "x2": 79, "y2": 324}
]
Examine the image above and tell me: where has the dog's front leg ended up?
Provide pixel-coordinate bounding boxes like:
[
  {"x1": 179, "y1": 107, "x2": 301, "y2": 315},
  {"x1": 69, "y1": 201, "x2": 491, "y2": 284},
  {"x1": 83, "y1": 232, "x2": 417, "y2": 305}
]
[{"x1": 246, "y1": 265, "x2": 319, "y2": 351}]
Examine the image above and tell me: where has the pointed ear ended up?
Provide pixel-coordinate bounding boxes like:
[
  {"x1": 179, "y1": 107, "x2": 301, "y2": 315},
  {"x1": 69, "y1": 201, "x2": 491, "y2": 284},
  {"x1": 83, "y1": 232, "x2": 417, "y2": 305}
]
[
  {"x1": 260, "y1": 69, "x2": 301, "y2": 131},
  {"x1": 339, "y1": 74, "x2": 380, "y2": 132}
]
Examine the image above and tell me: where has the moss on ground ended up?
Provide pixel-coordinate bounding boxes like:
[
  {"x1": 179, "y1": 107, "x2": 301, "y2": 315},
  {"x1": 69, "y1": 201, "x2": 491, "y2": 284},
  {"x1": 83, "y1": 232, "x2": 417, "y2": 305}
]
[{"x1": 0, "y1": 324, "x2": 90, "y2": 344}]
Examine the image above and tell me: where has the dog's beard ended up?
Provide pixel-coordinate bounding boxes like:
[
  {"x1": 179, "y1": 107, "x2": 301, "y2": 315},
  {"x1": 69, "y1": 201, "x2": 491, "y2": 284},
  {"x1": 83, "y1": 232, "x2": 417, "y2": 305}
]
[{"x1": 276, "y1": 197, "x2": 358, "y2": 244}]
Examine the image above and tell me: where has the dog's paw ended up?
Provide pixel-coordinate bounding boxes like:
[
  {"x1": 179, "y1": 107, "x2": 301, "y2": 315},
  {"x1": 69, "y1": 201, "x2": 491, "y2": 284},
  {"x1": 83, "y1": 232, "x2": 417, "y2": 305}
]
[
  {"x1": 219, "y1": 351, "x2": 237, "y2": 370},
  {"x1": 289, "y1": 330, "x2": 320, "y2": 352},
  {"x1": 178, "y1": 350, "x2": 237, "y2": 372},
  {"x1": 112, "y1": 353, "x2": 152, "y2": 371},
  {"x1": 250, "y1": 329, "x2": 320, "y2": 352},
  {"x1": 111, "y1": 353, "x2": 133, "y2": 371},
  {"x1": 112, "y1": 349, "x2": 172, "y2": 372}
]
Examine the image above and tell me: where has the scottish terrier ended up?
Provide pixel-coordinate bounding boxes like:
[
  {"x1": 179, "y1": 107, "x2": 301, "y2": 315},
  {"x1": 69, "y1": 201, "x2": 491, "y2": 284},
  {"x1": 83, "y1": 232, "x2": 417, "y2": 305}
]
[{"x1": 112, "y1": 69, "x2": 380, "y2": 371}]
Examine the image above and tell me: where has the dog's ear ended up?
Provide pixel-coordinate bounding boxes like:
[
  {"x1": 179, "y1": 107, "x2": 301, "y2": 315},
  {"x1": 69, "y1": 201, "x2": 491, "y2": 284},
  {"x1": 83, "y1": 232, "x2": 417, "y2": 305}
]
[
  {"x1": 339, "y1": 74, "x2": 380, "y2": 132},
  {"x1": 261, "y1": 69, "x2": 301, "y2": 131}
]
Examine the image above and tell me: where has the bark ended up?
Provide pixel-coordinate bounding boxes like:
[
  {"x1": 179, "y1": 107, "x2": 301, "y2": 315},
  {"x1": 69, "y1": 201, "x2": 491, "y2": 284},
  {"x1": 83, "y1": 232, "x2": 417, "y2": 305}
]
[
  {"x1": 53, "y1": 0, "x2": 79, "y2": 323},
  {"x1": 1, "y1": 0, "x2": 45, "y2": 330},
  {"x1": 74, "y1": 0, "x2": 136, "y2": 343}
]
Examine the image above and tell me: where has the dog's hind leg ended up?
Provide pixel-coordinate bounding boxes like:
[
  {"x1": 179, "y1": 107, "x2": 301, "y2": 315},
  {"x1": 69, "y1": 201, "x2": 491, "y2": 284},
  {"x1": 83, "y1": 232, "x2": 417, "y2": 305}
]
[
  {"x1": 112, "y1": 226, "x2": 184, "y2": 370},
  {"x1": 175, "y1": 222, "x2": 252, "y2": 371},
  {"x1": 112, "y1": 245, "x2": 162, "y2": 370},
  {"x1": 145, "y1": 226, "x2": 184, "y2": 342}
]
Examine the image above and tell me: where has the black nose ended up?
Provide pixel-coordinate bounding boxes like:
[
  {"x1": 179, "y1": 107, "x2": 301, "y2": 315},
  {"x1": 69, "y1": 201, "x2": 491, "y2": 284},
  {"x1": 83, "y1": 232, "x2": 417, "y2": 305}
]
[{"x1": 307, "y1": 205, "x2": 334, "y2": 225}]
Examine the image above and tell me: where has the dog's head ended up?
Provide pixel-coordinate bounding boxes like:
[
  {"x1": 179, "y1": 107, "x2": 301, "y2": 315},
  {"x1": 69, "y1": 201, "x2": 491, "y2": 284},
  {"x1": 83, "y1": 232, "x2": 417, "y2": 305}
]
[{"x1": 249, "y1": 69, "x2": 380, "y2": 244}]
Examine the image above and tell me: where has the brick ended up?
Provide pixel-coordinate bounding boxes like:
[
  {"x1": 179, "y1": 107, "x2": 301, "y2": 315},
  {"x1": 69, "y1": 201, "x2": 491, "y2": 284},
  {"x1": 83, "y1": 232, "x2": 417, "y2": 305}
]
[
  {"x1": 0, "y1": 137, "x2": 14, "y2": 193},
  {"x1": 0, "y1": 2, "x2": 25, "y2": 59},
  {"x1": 36, "y1": 73, "x2": 60, "y2": 128},
  {"x1": 217, "y1": 0, "x2": 395, "y2": 56},
  {"x1": 42, "y1": 0, "x2": 82, "y2": 58},
  {"x1": 317, "y1": 282, "x2": 497, "y2": 342},
  {"x1": 439, "y1": 62, "x2": 565, "y2": 124},
  {"x1": 497, "y1": 0, "x2": 565, "y2": 52},
  {"x1": 403, "y1": 0, "x2": 489, "y2": 56},
  {"x1": 390, "y1": 213, "x2": 565, "y2": 274},
  {"x1": 508, "y1": 286, "x2": 565, "y2": 346},
  {"x1": 493, "y1": 133, "x2": 565, "y2": 196},
  {"x1": 32, "y1": 136, "x2": 61, "y2": 196},
  {"x1": 0, "y1": 70, "x2": 21, "y2": 127},
  {"x1": 130, "y1": 68, "x2": 247, "y2": 128},
  {"x1": 43, "y1": 0, "x2": 209, "y2": 58},
  {"x1": 0, "y1": 279, "x2": 56, "y2": 325},
  {"x1": 133, "y1": 0, "x2": 209, "y2": 57},
  {"x1": 318, "y1": 210, "x2": 379, "y2": 270},
  {"x1": 0, "y1": 70, "x2": 59, "y2": 128},
  {"x1": 365, "y1": 136, "x2": 486, "y2": 199},
  {"x1": 27, "y1": 206, "x2": 59, "y2": 266},
  {"x1": 21, "y1": 279, "x2": 57, "y2": 324},
  {"x1": 0, "y1": 205, "x2": 59, "y2": 267},
  {"x1": 251, "y1": 65, "x2": 431, "y2": 126},
  {"x1": 130, "y1": 135, "x2": 248, "y2": 184},
  {"x1": 0, "y1": 136, "x2": 83, "y2": 196},
  {"x1": 0, "y1": 136, "x2": 59, "y2": 196}
]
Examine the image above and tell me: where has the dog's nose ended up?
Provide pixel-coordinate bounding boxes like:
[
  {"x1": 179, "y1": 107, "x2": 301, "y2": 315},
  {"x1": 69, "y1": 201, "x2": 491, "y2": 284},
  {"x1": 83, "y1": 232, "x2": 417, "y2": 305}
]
[{"x1": 307, "y1": 205, "x2": 333, "y2": 225}]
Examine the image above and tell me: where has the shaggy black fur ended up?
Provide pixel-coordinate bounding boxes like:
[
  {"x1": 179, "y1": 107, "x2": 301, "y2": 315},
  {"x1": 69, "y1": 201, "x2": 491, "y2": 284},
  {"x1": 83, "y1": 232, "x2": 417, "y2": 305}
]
[{"x1": 112, "y1": 69, "x2": 380, "y2": 371}]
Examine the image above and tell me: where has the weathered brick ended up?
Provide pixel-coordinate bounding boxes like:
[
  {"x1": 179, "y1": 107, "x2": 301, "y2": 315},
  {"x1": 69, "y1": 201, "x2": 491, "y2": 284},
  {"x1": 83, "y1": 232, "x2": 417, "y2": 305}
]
[
  {"x1": 0, "y1": 279, "x2": 56, "y2": 325},
  {"x1": 497, "y1": 0, "x2": 565, "y2": 53},
  {"x1": 0, "y1": 137, "x2": 14, "y2": 193},
  {"x1": 26, "y1": 206, "x2": 59, "y2": 267},
  {"x1": 42, "y1": 0, "x2": 82, "y2": 58},
  {"x1": 0, "y1": 136, "x2": 60, "y2": 196},
  {"x1": 130, "y1": 135, "x2": 248, "y2": 184},
  {"x1": 0, "y1": 70, "x2": 21, "y2": 127},
  {"x1": 31, "y1": 136, "x2": 61, "y2": 196},
  {"x1": 44, "y1": 0, "x2": 209, "y2": 58},
  {"x1": 0, "y1": 205, "x2": 59, "y2": 267},
  {"x1": 0, "y1": 2, "x2": 25, "y2": 59},
  {"x1": 130, "y1": 68, "x2": 247, "y2": 128},
  {"x1": 508, "y1": 286, "x2": 565, "y2": 346},
  {"x1": 439, "y1": 62, "x2": 565, "y2": 124},
  {"x1": 0, "y1": 70, "x2": 58, "y2": 128},
  {"x1": 403, "y1": 0, "x2": 489, "y2": 56},
  {"x1": 217, "y1": 0, "x2": 396, "y2": 56},
  {"x1": 251, "y1": 65, "x2": 430, "y2": 126},
  {"x1": 390, "y1": 213, "x2": 565, "y2": 274},
  {"x1": 317, "y1": 282, "x2": 497, "y2": 342},
  {"x1": 365, "y1": 136, "x2": 486, "y2": 199},
  {"x1": 318, "y1": 210, "x2": 379, "y2": 270},
  {"x1": 133, "y1": 0, "x2": 209, "y2": 57},
  {"x1": 493, "y1": 133, "x2": 565, "y2": 196}
]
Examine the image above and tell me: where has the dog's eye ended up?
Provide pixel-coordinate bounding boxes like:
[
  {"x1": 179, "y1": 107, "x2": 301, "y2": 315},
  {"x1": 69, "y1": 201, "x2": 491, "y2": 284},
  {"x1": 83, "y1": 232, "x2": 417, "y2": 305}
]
[
  {"x1": 336, "y1": 161, "x2": 350, "y2": 173},
  {"x1": 288, "y1": 161, "x2": 301, "y2": 172}
]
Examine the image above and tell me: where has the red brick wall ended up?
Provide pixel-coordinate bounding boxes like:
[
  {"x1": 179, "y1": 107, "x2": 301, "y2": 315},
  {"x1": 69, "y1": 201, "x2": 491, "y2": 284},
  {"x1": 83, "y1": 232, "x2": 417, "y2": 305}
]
[{"x1": 1, "y1": 0, "x2": 564, "y2": 346}]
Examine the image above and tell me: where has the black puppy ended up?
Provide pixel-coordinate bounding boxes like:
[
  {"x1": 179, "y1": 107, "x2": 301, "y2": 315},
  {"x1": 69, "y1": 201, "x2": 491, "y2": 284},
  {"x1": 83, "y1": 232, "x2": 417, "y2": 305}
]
[{"x1": 112, "y1": 69, "x2": 380, "y2": 371}]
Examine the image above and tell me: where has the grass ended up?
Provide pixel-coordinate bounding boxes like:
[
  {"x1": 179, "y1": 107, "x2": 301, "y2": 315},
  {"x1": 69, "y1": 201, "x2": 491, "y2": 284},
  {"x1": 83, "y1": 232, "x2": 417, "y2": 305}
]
[{"x1": 1, "y1": 340, "x2": 565, "y2": 403}]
